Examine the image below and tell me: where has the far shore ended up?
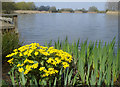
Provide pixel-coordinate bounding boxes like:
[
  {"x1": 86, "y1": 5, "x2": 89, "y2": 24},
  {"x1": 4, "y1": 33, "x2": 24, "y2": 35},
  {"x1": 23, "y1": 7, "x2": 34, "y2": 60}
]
[
  {"x1": 14, "y1": 10, "x2": 50, "y2": 14},
  {"x1": 13, "y1": 10, "x2": 119, "y2": 14}
]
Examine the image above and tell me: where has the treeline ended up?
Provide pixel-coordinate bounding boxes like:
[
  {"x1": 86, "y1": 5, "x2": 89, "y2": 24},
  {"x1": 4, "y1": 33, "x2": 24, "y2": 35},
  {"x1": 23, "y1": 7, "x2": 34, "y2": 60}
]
[
  {"x1": 2, "y1": 2, "x2": 36, "y2": 13},
  {"x1": 2, "y1": 2, "x2": 111, "y2": 14},
  {"x1": 36, "y1": 5, "x2": 101, "y2": 13}
]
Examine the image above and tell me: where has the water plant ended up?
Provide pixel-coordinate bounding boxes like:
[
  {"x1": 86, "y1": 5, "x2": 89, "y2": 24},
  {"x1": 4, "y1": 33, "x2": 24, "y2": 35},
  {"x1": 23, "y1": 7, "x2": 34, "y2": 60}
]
[
  {"x1": 51, "y1": 37, "x2": 119, "y2": 86},
  {"x1": 6, "y1": 43, "x2": 72, "y2": 86},
  {"x1": 6, "y1": 37, "x2": 120, "y2": 86}
]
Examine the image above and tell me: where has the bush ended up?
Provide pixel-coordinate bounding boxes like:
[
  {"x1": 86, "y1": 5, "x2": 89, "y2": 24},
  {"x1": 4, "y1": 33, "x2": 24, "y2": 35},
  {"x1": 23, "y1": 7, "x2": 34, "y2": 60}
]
[{"x1": 2, "y1": 32, "x2": 22, "y2": 62}]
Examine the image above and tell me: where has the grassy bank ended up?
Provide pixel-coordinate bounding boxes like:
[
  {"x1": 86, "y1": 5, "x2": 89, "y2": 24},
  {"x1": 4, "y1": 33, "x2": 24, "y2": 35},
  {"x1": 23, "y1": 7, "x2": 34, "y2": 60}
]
[{"x1": 4, "y1": 37, "x2": 120, "y2": 86}]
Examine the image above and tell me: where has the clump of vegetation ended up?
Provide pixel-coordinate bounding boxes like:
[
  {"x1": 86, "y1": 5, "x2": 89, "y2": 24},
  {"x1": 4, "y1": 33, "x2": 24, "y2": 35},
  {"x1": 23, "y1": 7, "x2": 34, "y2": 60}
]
[
  {"x1": 5, "y1": 37, "x2": 120, "y2": 86},
  {"x1": 2, "y1": 32, "x2": 22, "y2": 62},
  {"x1": 6, "y1": 43, "x2": 73, "y2": 86},
  {"x1": 2, "y1": 2, "x2": 16, "y2": 14}
]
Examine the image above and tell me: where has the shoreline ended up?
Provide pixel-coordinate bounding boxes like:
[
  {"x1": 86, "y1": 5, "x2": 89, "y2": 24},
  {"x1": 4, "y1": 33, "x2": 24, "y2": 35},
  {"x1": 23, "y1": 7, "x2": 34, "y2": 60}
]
[
  {"x1": 13, "y1": 10, "x2": 119, "y2": 14},
  {"x1": 13, "y1": 10, "x2": 105, "y2": 14},
  {"x1": 14, "y1": 10, "x2": 50, "y2": 14}
]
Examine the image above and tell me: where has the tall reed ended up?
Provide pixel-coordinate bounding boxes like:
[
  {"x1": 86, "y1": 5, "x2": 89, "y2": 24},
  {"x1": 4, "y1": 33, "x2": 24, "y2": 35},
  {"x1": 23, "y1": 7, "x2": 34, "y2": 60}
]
[{"x1": 45, "y1": 36, "x2": 119, "y2": 86}]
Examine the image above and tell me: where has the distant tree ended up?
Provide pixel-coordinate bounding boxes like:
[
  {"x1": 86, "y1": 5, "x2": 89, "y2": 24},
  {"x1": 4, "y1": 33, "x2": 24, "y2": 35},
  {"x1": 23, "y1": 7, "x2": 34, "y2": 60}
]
[
  {"x1": 60, "y1": 8, "x2": 74, "y2": 12},
  {"x1": 46, "y1": 6, "x2": 50, "y2": 11},
  {"x1": 81, "y1": 8, "x2": 87, "y2": 13},
  {"x1": 26, "y1": 2, "x2": 36, "y2": 10},
  {"x1": 2, "y1": 2, "x2": 16, "y2": 13},
  {"x1": 38, "y1": 6, "x2": 45, "y2": 11},
  {"x1": 49, "y1": 6, "x2": 57, "y2": 12},
  {"x1": 88, "y1": 6, "x2": 99, "y2": 12},
  {"x1": 38, "y1": 6, "x2": 50, "y2": 11},
  {"x1": 75, "y1": 9, "x2": 83, "y2": 11},
  {"x1": 15, "y1": 2, "x2": 36, "y2": 10},
  {"x1": 105, "y1": 1, "x2": 118, "y2": 11}
]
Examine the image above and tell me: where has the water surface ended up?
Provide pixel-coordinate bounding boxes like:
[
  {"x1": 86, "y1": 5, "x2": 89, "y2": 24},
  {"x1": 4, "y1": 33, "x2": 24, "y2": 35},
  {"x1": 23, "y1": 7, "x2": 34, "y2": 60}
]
[{"x1": 18, "y1": 13, "x2": 118, "y2": 45}]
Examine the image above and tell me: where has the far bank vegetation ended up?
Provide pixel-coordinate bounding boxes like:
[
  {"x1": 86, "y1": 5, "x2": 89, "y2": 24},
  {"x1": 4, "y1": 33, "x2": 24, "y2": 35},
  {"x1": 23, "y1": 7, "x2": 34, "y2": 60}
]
[{"x1": 2, "y1": 2, "x2": 118, "y2": 14}]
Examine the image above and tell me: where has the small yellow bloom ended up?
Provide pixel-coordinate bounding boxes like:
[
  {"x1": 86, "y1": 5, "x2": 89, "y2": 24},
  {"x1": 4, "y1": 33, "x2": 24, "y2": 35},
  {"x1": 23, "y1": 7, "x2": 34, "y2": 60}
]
[
  {"x1": 26, "y1": 65, "x2": 32, "y2": 71},
  {"x1": 24, "y1": 70, "x2": 29, "y2": 74},
  {"x1": 52, "y1": 61, "x2": 57, "y2": 66},
  {"x1": 28, "y1": 60, "x2": 34, "y2": 63},
  {"x1": 6, "y1": 53, "x2": 15, "y2": 58},
  {"x1": 19, "y1": 53, "x2": 23, "y2": 57},
  {"x1": 37, "y1": 43, "x2": 40, "y2": 47},
  {"x1": 42, "y1": 74, "x2": 46, "y2": 77},
  {"x1": 48, "y1": 68, "x2": 54, "y2": 71},
  {"x1": 7, "y1": 58, "x2": 14, "y2": 64},
  {"x1": 54, "y1": 70, "x2": 58, "y2": 73},
  {"x1": 34, "y1": 51, "x2": 39, "y2": 56},
  {"x1": 45, "y1": 73, "x2": 49, "y2": 76},
  {"x1": 46, "y1": 58, "x2": 53, "y2": 63},
  {"x1": 24, "y1": 51, "x2": 28, "y2": 56},
  {"x1": 17, "y1": 63, "x2": 24, "y2": 67},
  {"x1": 43, "y1": 70, "x2": 48, "y2": 73},
  {"x1": 63, "y1": 64, "x2": 69, "y2": 69},
  {"x1": 18, "y1": 68, "x2": 24, "y2": 72},
  {"x1": 13, "y1": 49, "x2": 18, "y2": 52},
  {"x1": 32, "y1": 63, "x2": 38, "y2": 69},
  {"x1": 39, "y1": 67, "x2": 45, "y2": 71},
  {"x1": 24, "y1": 59, "x2": 28, "y2": 64}
]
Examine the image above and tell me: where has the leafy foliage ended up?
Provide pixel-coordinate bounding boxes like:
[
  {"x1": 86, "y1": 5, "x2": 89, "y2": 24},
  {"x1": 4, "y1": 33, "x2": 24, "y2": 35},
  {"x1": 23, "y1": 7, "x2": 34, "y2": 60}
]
[
  {"x1": 88, "y1": 6, "x2": 99, "y2": 12},
  {"x1": 2, "y1": 32, "x2": 22, "y2": 62}
]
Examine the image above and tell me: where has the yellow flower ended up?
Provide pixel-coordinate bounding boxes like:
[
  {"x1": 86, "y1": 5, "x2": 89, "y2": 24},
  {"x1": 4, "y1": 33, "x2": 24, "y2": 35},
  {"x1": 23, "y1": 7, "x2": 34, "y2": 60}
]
[
  {"x1": 32, "y1": 63, "x2": 38, "y2": 69},
  {"x1": 29, "y1": 49, "x2": 33, "y2": 53},
  {"x1": 46, "y1": 58, "x2": 54, "y2": 63},
  {"x1": 24, "y1": 51, "x2": 28, "y2": 56},
  {"x1": 42, "y1": 52, "x2": 49, "y2": 56},
  {"x1": 26, "y1": 65, "x2": 32, "y2": 71},
  {"x1": 28, "y1": 60, "x2": 34, "y2": 63},
  {"x1": 63, "y1": 64, "x2": 69, "y2": 69},
  {"x1": 18, "y1": 68, "x2": 24, "y2": 72},
  {"x1": 13, "y1": 49, "x2": 18, "y2": 52},
  {"x1": 34, "y1": 51, "x2": 39, "y2": 56},
  {"x1": 19, "y1": 53, "x2": 23, "y2": 57},
  {"x1": 7, "y1": 58, "x2": 14, "y2": 64},
  {"x1": 24, "y1": 59, "x2": 34, "y2": 64},
  {"x1": 55, "y1": 57, "x2": 61, "y2": 64},
  {"x1": 48, "y1": 68, "x2": 54, "y2": 71},
  {"x1": 54, "y1": 70, "x2": 58, "y2": 73},
  {"x1": 27, "y1": 53, "x2": 31, "y2": 57},
  {"x1": 49, "y1": 47, "x2": 54, "y2": 50},
  {"x1": 45, "y1": 73, "x2": 49, "y2": 76},
  {"x1": 62, "y1": 62, "x2": 69, "y2": 68},
  {"x1": 24, "y1": 59, "x2": 28, "y2": 63},
  {"x1": 39, "y1": 67, "x2": 45, "y2": 71},
  {"x1": 62, "y1": 62, "x2": 68, "y2": 65},
  {"x1": 37, "y1": 43, "x2": 40, "y2": 47},
  {"x1": 52, "y1": 61, "x2": 57, "y2": 66},
  {"x1": 42, "y1": 74, "x2": 46, "y2": 77},
  {"x1": 49, "y1": 71, "x2": 55, "y2": 74},
  {"x1": 6, "y1": 53, "x2": 15, "y2": 58},
  {"x1": 24, "y1": 70, "x2": 29, "y2": 74},
  {"x1": 17, "y1": 63, "x2": 24, "y2": 67}
]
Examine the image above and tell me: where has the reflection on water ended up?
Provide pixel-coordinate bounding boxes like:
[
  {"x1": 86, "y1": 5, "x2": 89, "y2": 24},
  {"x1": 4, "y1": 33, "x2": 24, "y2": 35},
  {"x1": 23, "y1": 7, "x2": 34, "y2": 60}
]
[{"x1": 18, "y1": 13, "x2": 118, "y2": 45}]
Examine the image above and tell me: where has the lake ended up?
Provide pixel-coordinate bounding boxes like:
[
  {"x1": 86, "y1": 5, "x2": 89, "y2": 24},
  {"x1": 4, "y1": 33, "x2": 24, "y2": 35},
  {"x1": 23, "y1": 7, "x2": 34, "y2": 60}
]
[{"x1": 18, "y1": 13, "x2": 118, "y2": 45}]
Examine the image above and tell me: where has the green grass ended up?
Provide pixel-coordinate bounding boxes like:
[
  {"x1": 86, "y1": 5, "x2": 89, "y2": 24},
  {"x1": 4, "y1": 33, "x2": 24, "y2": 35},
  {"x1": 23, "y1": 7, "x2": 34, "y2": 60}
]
[{"x1": 2, "y1": 32, "x2": 22, "y2": 62}]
